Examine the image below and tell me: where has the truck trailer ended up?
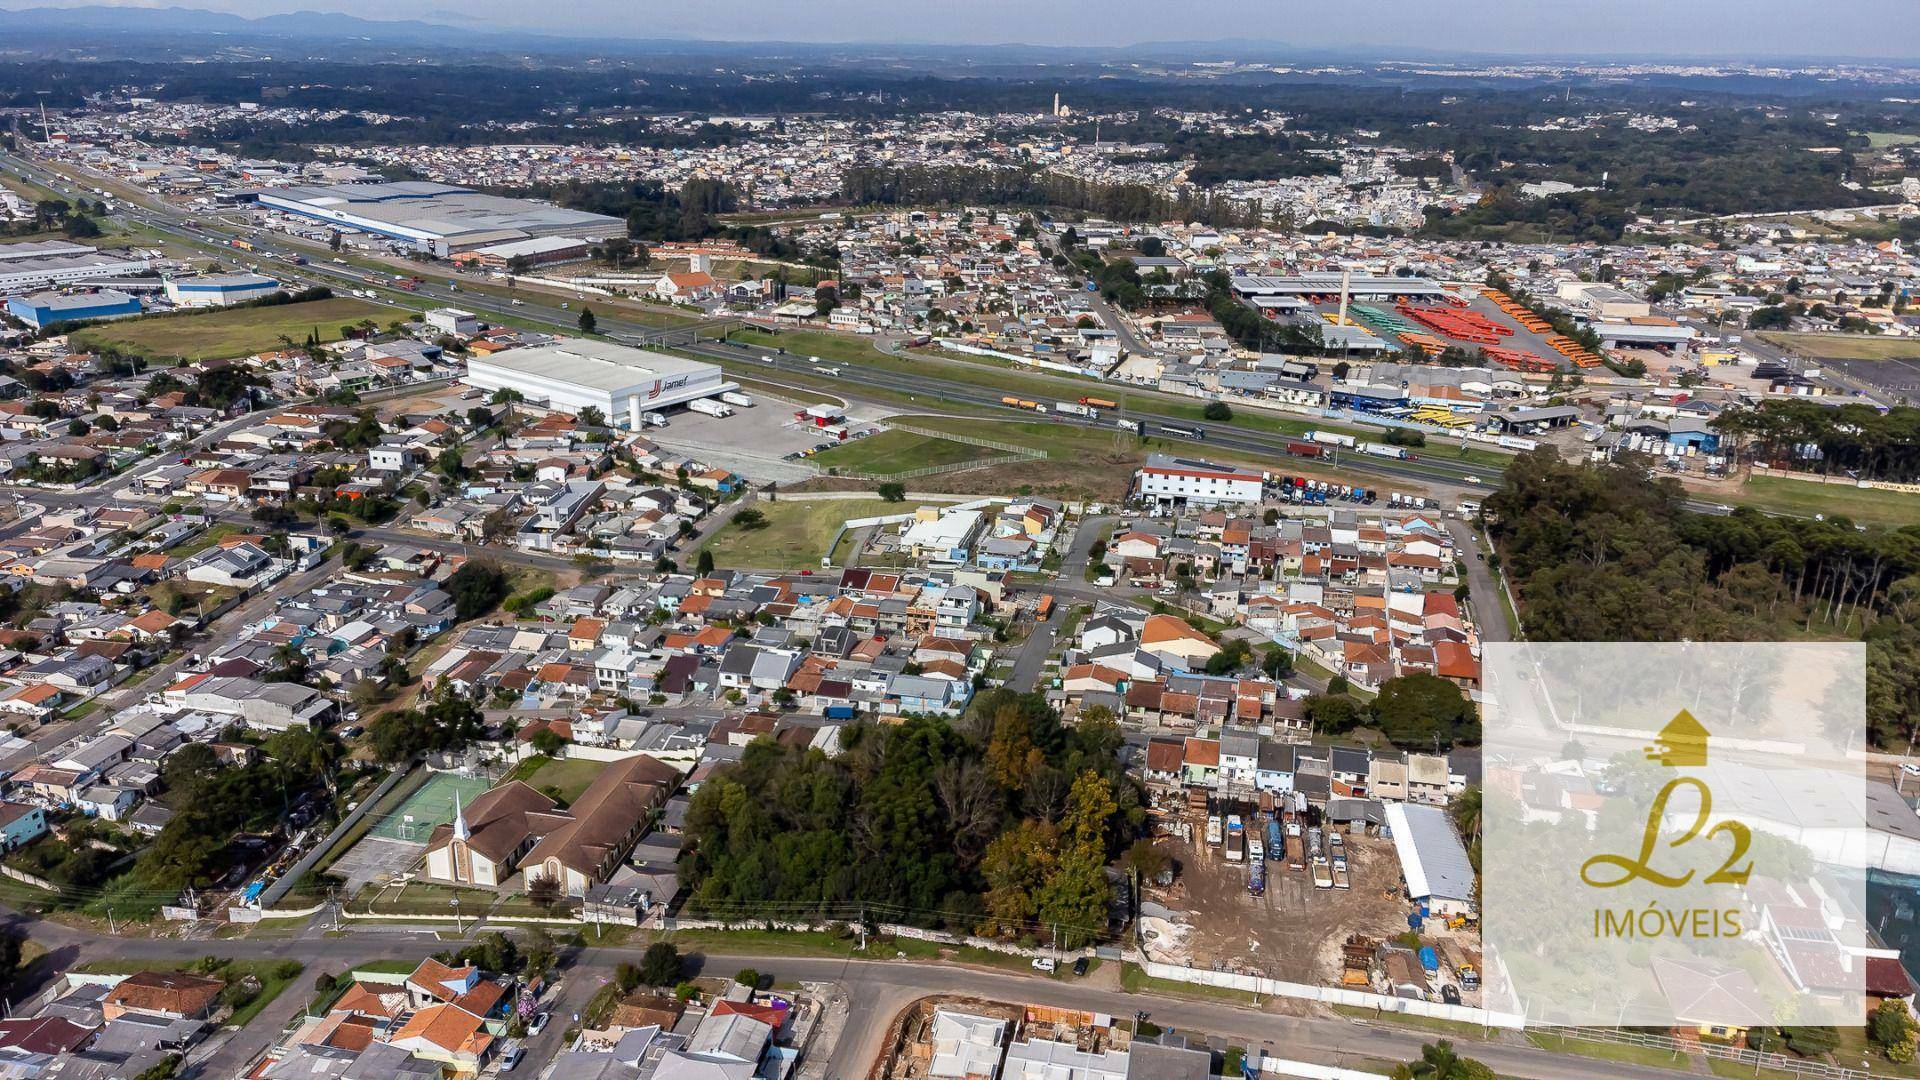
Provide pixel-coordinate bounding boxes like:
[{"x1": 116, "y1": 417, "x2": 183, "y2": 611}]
[{"x1": 686, "y1": 399, "x2": 734, "y2": 418}]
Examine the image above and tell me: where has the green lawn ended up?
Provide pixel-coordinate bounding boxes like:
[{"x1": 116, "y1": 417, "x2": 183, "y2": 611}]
[
  {"x1": 1525, "y1": 1031, "x2": 1691, "y2": 1070},
  {"x1": 504, "y1": 755, "x2": 607, "y2": 805},
  {"x1": 70, "y1": 297, "x2": 399, "y2": 362},
  {"x1": 810, "y1": 430, "x2": 1003, "y2": 476},
  {"x1": 1734, "y1": 474, "x2": 1920, "y2": 528},
  {"x1": 171, "y1": 522, "x2": 243, "y2": 557},
  {"x1": 1866, "y1": 132, "x2": 1920, "y2": 148},
  {"x1": 703, "y1": 498, "x2": 899, "y2": 570},
  {"x1": 1758, "y1": 332, "x2": 1920, "y2": 361}
]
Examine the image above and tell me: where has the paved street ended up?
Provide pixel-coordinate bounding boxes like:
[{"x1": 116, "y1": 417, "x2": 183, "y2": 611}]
[{"x1": 1444, "y1": 518, "x2": 1512, "y2": 642}]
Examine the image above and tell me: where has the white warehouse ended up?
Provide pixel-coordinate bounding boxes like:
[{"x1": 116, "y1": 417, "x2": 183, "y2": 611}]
[
  {"x1": 463, "y1": 338, "x2": 736, "y2": 429},
  {"x1": 1135, "y1": 453, "x2": 1267, "y2": 507}
]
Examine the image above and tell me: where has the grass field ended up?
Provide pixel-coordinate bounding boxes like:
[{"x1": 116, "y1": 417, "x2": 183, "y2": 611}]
[
  {"x1": 503, "y1": 755, "x2": 607, "y2": 805},
  {"x1": 727, "y1": 326, "x2": 1501, "y2": 469},
  {"x1": 70, "y1": 296, "x2": 398, "y2": 362},
  {"x1": 1524, "y1": 1032, "x2": 1690, "y2": 1071},
  {"x1": 1866, "y1": 131, "x2": 1920, "y2": 148},
  {"x1": 1758, "y1": 332, "x2": 1920, "y2": 361},
  {"x1": 703, "y1": 497, "x2": 898, "y2": 570},
  {"x1": 1734, "y1": 474, "x2": 1920, "y2": 528},
  {"x1": 810, "y1": 429, "x2": 1003, "y2": 476}
]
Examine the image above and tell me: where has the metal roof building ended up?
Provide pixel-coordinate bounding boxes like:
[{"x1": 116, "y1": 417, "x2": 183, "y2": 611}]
[
  {"x1": 246, "y1": 181, "x2": 625, "y2": 256},
  {"x1": 463, "y1": 338, "x2": 734, "y2": 430},
  {"x1": 1232, "y1": 273, "x2": 1451, "y2": 299},
  {"x1": 1386, "y1": 801, "x2": 1475, "y2": 916}
]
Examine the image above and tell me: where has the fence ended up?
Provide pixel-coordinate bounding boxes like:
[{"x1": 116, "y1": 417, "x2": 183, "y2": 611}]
[
  {"x1": 887, "y1": 423, "x2": 1050, "y2": 458},
  {"x1": 1133, "y1": 959, "x2": 1526, "y2": 1029},
  {"x1": 1529, "y1": 1026, "x2": 1883, "y2": 1080},
  {"x1": 257, "y1": 762, "x2": 421, "y2": 910}
]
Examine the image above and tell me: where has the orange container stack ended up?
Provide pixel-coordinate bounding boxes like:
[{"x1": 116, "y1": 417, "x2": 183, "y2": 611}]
[
  {"x1": 1482, "y1": 345, "x2": 1558, "y2": 373},
  {"x1": 1397, "y1": 303, "x2": 1514, "y2": 346},
  {"x1": 1398, "y1": 331, "x2": 1446, "y2": 356}
]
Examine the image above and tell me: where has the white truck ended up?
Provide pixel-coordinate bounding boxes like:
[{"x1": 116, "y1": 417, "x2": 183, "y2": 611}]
[
  {"x1": 719, "y1": 391, "x2": 755, "y2": 408},
  {"x1": 641, "y1": 411, "x2": 668, "y2": 427},
  {"x1": 1308, "y1": 429, "x2": 1358, "y2": 449},
  {"x1": 1361, "y1": 441, "x2": 1409, "y2": 459},
  {"x1": 1055, "y1": 401, "x2": 1096, "y2": 418},
  {"x1": 687, "y1": 399, "x2": 734, "y2": 418}
]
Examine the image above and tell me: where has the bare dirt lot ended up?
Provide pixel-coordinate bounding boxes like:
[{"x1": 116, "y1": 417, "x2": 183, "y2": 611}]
[{"x1": 1143, "y1": 818, "x2": 1413, "y2": 985}]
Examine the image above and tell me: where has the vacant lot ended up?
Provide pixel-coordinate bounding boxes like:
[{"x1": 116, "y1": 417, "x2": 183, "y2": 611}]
[
  {"x1": 1758, "y1": 332, "x2": 1920, "y2": 361},
  {"x1": 70, "y1": 296, "x2": 396, "y2": 362},
  {"x1": 703, "y1": 497, "x2": 898, "y2": 570},
  {"x1": 810, "y1": 429, "x2": 1001, "y2": 476},
  {"x1": 1735, "y1": 474, "x2": 1920, "y2": 528}
]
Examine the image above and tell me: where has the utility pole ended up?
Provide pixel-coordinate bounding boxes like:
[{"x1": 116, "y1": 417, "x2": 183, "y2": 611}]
[
  {"x1": 106, "y1": 907, "x2": 117, "y2": 935},
  {"x1": 35, "y1": 92, "x2": 51, "y2": 146}
]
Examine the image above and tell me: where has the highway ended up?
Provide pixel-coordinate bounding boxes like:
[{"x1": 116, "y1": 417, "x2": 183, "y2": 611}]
[{"x1": 6, "y1": 147, "x2": 1769, "y2": 522}]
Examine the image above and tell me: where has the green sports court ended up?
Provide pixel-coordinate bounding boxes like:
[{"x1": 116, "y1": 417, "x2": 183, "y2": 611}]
[{"x1": 368, "y1": 770, "x2": 495, "y2": 843}]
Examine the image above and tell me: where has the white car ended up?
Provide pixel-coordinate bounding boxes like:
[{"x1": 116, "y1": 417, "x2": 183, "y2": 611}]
[
  {"x1": 526, "y1": 1013, "x2": 549, "y2": 1036},
  {"x1": 1030, "y1": 957, "x2": 1057, "y2": 973}
]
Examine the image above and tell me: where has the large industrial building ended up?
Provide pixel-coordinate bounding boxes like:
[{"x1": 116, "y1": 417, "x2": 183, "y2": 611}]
[
  {"x1": 463, "y1": 339, "x2": 736, "y2": 429},
  {"x1": 6, "y1": 288, "x2": 143, "y2": 330},
  {"x1": 245, "y1": 181, "x2": 625, "y2": 257},
  {"x1": 0, "y1": 241, "x2": 152, "y2": 293},
  {"x1": 1134, "y1": 453, "x2": 1267, "y2": 507},
  {"x1": 163, "y1": 272, "x2": 281, "y2": 308}
]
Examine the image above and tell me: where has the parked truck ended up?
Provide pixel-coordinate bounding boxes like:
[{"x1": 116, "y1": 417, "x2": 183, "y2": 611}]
[
  {"x1": 1311, "y1": 857, "x2": 1334, "y2": 889},
  {"x1": 687, "y1": 398, "x2": 735, "y2": 418},
  {"x1": 1266, "y1": 819, "x2": 1283, "y2": 861},
  {"x1": 1205, "y1": 815, "x2": 1222, "y2": 846},
  {"x1": 719, "y1": 391, "x2": 756, "y2": 408},
  {"x1": 1224, "y1": 815, "x2": 1245, "y2": 863},
  {"x1": 641, "y1": 411, "x2": 668, "y2": 427},
  {"x1": 1248, "y1": 857, "x2": 1266, "y2": 897}
]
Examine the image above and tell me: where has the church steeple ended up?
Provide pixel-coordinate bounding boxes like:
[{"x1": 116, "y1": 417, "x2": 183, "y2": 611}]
[{"x1": 452, "y1": 794, "x2": 469, "y2": 842}]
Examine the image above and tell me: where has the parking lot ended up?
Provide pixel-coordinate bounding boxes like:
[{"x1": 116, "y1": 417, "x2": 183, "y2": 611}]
[
  {"x1": 1142, "y1": 814, "x2": 1416, "y2": 985},
  {"x1": 646, "y1": 404, "x2": 852, "y2": 483}
]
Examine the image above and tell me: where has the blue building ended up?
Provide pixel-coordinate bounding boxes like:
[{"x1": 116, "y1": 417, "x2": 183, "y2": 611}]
[{"x1": 6, "y1": 288, "x2": 142, "y2": 330}]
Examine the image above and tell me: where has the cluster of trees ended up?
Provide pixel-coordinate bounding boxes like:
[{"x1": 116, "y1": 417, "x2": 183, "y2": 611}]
[
  {"x1": 520, "y1": 178, "x2": 831, "y2": 267},
  {"x1": 138, "y1": 728, "x2": 342, "y2": 891},
  {"x1": 140, "y1": 365, "x2": 267, "y2": 411},
  {"x1": 1485, "y1": 449, "x2": 1920, "y2": 749},
  {"x1": 1714, "y1": 399, "x2": 1920, "y2": 483},
  {"x1": 4, "y1": 196, "x2": 106, "y2": 239},
  {"x1": 368, "y1": 686, "x2": 486, "y2": 763},
  {"x1": 840, "y1": 166, "x2": 1261, "y2": 228},
  {"x1": 444, "y1": 560, "x2": 510, "y2": 621},
  {"x1": 1304, "y1": 674, "x2": 1479, "y2": 748},
  {"x1": 680, "y1": 691, "x2": 1141, "y2": 945}
]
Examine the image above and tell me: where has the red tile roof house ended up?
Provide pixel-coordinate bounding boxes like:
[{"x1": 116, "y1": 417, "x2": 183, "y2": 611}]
[{"x1": 102, "y1": 971, "x2": 225, "y2": 1022}]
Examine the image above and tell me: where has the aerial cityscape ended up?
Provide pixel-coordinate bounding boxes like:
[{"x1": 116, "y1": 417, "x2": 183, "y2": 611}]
[{"x1": 0, "y1": 3, "x2": 1916, "y2": 1078}]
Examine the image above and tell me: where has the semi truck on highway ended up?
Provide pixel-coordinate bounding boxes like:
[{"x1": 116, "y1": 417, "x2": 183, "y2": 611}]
[
  {"x1": 1054, "y1": 401, "x2": 1096, "y2": 418},
  {"x1": 1361, "y1": 441, "x2": 1409, "y2": 459},
  {"x1": 1309, "y1": 429, "x2": 1357, "y2": 448},
  {"x1": 1114, "y1": 419, "x2": 1143, "y2": 435}
]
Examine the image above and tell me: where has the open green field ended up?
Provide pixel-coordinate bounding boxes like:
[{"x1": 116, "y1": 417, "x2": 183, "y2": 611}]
[
  {"x1": 703, "y1": 497, "x2": 898, "y2": 570},
  {"x1": 70, "y1": 296, "x2": 397, "y2": 361},
  {"x1": 504, "y1": 754, "x2": 607, "y2": 805},
  {"x1": 1758, "y1": 332, "x2": 1920, "y2": 361},
  {"x1": 811, "y1": 429, "x2": 1002, "y2": 475},
  {"x1": 1734, "y1": 474, "x2": 1920, "y2": 528},
  {"x1": 1866, "y1": 131, "x2": 1920, "y2": 148}
]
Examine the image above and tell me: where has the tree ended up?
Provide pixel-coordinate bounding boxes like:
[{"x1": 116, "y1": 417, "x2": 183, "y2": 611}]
[
  {"x1": 576, "y1": 306, "x2": 597, "y2": 335},
  {"x1": 614, "y1": 963, "x2": 643, "y2": 993},
  {"x1": 1120, "y1": 838, "x2": 1171, "y2": 884},
  {"x1": 530, "y1": 727, "x2": 566, "y2": 758},
  {"x1": 733, "y1": 968, "x2": 761, "y2": 989},
  {"x1": 1369, "y1": 674, "x2": 1479, "y2": 748},
  {"x1": 1871, "y1": 999, "x2": 1917, "y2": 1060},
  {"x1": 1390, "y1": 1041, "x2": 1495, "y2": 1080},
  {"x1": 639, "y1": 942, "x2": 684, "y2": 986},
  {"x1": 444, "y1": 560, "x2": 510, "y2": 620},
  {"x1": 696, "y1": 549, "x2": 715, "y2": 576},
  {"x1": 733, "y1": 508, "x2": 768, "y2": 531},
  {"x1": 877, "y1": 482, "x2": 907, "y2": 502},
  {"x1": 525, "y1": 874, "x2": 562, "y2": 912},
  {"x1": 1202, "y1": 400, "x2": 1233, "y2": 422}
]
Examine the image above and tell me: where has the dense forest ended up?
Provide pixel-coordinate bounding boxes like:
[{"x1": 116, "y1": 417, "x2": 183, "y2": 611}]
[
  {"x1": 678, "y1": 691, "x2": 1146, "y2": 946},
  {"x1": 1485, "y1": 451, "x2": 1920, "y2": 750}
]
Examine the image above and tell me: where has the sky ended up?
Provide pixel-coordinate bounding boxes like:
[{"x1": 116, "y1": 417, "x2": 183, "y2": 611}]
[{"x1": 19, "y1": 0, "x2": 1920, "y2": 60}]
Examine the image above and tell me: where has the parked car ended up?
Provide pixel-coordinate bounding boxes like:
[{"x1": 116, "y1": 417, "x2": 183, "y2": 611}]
[
  {"x1": 501, "y1": 1046, "x2": 526, "y2": 1071},
  {"x1": 1031, "y1": 957, "x2": 1057, "y2": 974},
  {"x1": 526, "y1": 1013, "x2": 549, "y2": 1036}
]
